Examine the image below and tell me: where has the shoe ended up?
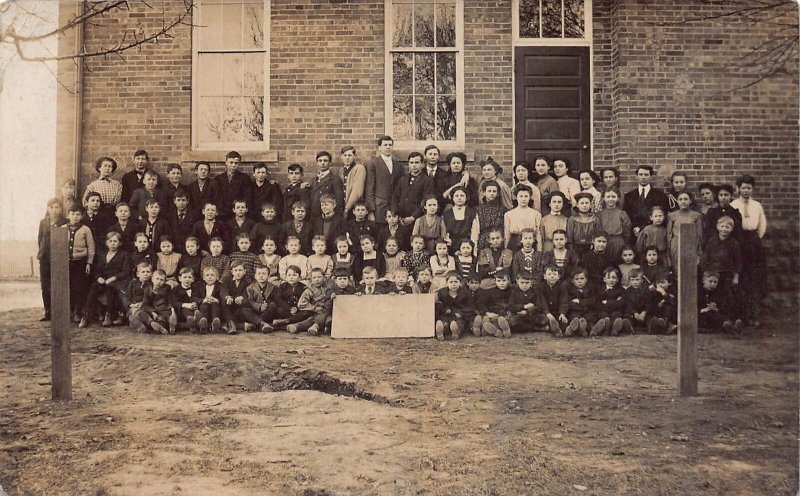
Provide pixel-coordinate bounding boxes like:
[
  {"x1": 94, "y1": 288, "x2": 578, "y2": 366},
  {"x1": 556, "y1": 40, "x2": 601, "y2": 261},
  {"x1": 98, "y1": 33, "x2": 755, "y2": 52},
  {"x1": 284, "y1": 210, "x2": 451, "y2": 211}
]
[
  {"x1": 435, "y1": 321, "x2": 445, "y2": 341},
  {"x1": 564, "y1": 318, "x2": 580, "y2": 337},
  {"x1": 226, "y1": 321, "x2": 238, "y2": 335},
  {"x1": 78, "y1": 316, "x2": 89, "y2": 329},
  {"x1": 450, "y1": 321, "x2": 461, "y2": 340},
  {"x1": 611, "y1": 318, "x2": 624, "y2": 336},
  {"x1": 578, "y1": 318, "x2": 588, "y2": 336},
  {"x1": 590, "y1": 319, "x2": 606, "y2": 337},
  {"x1": 656, "y1": 318, "x2": 667, "y2": 334},
  {"x1": 667, "y1": 323, "x2": 678, "y2": 335},
  {"x1": 472, "y1": 325, "x2": 482, "y2": 337},
  {"x1": 131, "y1": 320, "x2": 147, "y2": 333},
  {"x1": 187, "y1": 311, "x2": 198, "y2": 331},
  {"x1": 547, "y1": 315, "x2": 562, "y2": 337},
  {"x1": 102, "y1": 313, "x2": 113, "y2": 327},
  {"x1": 734, "y1": 319, "x2": 744, "y2": 332},
  {"x1": 73, "y1": 312, "x2": 81, "y2": 323},
  {"x1": 272, "y1": 318, "x2": 289, "y2": 328},
  {"x1": 112, "y1": 316, "x2": 124, "y2": 326},
  {"x1": 308, "y1": 323, "x2": 319, "y2": 336},
  {"x1": 287, "y1": 324, "x2": 298, "y2": 334},
  {"x1": 198, "y1": 317, "x2": 208, "y2": 332},
  {"x1": 39, "y1": 313, "x2": 51, "y2": 322},
  {"x1": 497, "y1": 317, "x2": 511, "y2": 338},
  {"x1": 151, "y1": 322, "x2": 168, "y2": 334},
  {"x1": 482, "y1": 321, "x2": 500, "y2": 337},
  {"x1": 211, "y1": 318, "x2": 222, "y2": 333},
  {"x1": 622, "y1": 318, "x2": 634, "y2": 335},
  {"x1": 647, "y1": 317, "x2": 658, "y2": 334},
  {"x1": 260, "y1": 322, "x2": 274, "y2": 333},
  {"x1": 243, "y1": 323, "x2": 255, "y2": 333}
]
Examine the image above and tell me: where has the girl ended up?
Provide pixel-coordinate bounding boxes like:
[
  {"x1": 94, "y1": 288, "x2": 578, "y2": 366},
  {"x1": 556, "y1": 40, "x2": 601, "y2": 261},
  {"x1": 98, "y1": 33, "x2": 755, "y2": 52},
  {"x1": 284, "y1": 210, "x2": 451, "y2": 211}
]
[
  {"x1": 413, "y1": 266, "x2": 436, "y2": 294},
  {"x1": 730, "y1": 174, "x2": 767, "y2": 326},
  {"x1": 455, "y1": 240, "x2": 476, "y2": 281},
  {"x1": 703, "y1": 184, "x2": 742, "y2": 244},
  {"x1": 470, "y1": 181, "x2": 507, "y2": 252},
  {"x1": 258, "y1": 237, "x2": 282, "y2": 285},
  {"x1": 477, "y1": 157, "x2": 514, "y2": 210},
  {"x1": 109, "y1": 202, "x2": 138, "y2": 252},
  {"x1": 666, "y1": 171, "x2": 694, "y2": 213},
  {"x1": 552, "y1": 158, "x2": 581, "y2": 212},
  {"x1": 566, "y1": 192, "x2": 600, "y2": 260},
  {"x1": 307, "y1": 235, "x2": 334, "y2": 278},
  {"x1": 617, "y1": 245, "x2": 641, "y2": 289},
  {"x1": 697, "y1": 182, "x2": 718, "y2": 216},
  {"x1": 540, "y1": 191, "x2": 568, "y2": 253},
  {"x1": 413, "y1": 195, "x2": 447, "y2": 254},
  {"x1": 442, "y1": 186, "x2": 477, "y2": 255},
  {"x1": 83, "y1": 156, "x2": 123, "y2": 218},
  {"x1": 80, "y1": 231, "x2": 130, "y2": 328},
  {"x1": 131, "y1": 232, "x2": 155, "y2": 277},
  {"x1": 352, "y1": 235, "x2": 385, "y2": 283},
  {"x1": 578, "y1": 170, "x2": 603, "y2": 214},
  {"x1": 636, "y1": 205, "x2": 669, "y2": 268},
  {"x1": 332, "y1": 235, "x2": 355, "y2": 280},
  {"x1": 563, "y1": 267, "x2": 596, "y2": 337},
  {"x1": 531, "y1": 156, "x2": 560, "y2": 214},
  {"x1": 156, "y1": 235, "x2": 182, "y2": 288},
  {"x1": 511, "y1": 161, "x2": 542, "y2": 212},
  {"x1": 641, "y1": 246, "x2": 668, "y2": 288},
  {"x1": 503, "y1": 184, "x2": 543, "y2": 252},
  {"x1": 598, "y1": 168, "x2": 624, "y2": 211},
  {"x1": 382, "y1": 237, "x2": 405, "y2": 282},
  {"x1": 441, "y1": 152, "x2": 479, "y2": 208},
  {"x1": 666, "y1": 191, "x2": 703, "y2": 270},
  {"x1": 403, "y1": 235, "x2": 431, "y2": 281},
  {"x1": 541, "y1": 229, "x2": 576, "y2": 277},
  {"x1": 430, "y1": 240, "x2": 456, "y2": 289},
  {"x1": 58, "y1": 178, "x2": 79, "y2": 214},
  {"x1": 597, "y1": 189, "x2": 632, "y2": 263},
  {"x1": 435, "y1": 271, "x2": 470, "y2": 340}
]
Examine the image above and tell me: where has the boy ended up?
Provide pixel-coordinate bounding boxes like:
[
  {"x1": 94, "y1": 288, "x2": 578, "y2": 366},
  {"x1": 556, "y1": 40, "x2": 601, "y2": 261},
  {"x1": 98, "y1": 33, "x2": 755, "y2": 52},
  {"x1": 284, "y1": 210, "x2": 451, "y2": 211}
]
[
  {"x1": 312, "y1": 193, "x2": 348, "y2": 255},
  {"x1": 477, "y1": 228, "x2": 514, "y2": 290},
  {"x1": 251, "y1": 202, "x2": 285, "y2": 255},
  {"x1": 593, "y1": 267, "x2": 626, "y2": 336},
  {"x1": 83, "y1": 191, "x2": 112, "y2": 245},
  {"x1": 703, "y1": 184, "x2": 742, "y2": 244},
  {"x1": 229, "y1": 232, "x2": 260, "y2": 279},
  {"x1": 464, "y1": 272, "x2": 483, "y2": 336},
  {"x1": 331, "y1": 267, "x2": 356, "y2": 296},
  {"x1": 510, "y1": 228, "x2": 543, "y2": 282},
  {"x1": 170, "y1": 267, "x2": 201, "y2": 332},
  {"x1": 66, "y1": 204, "x2": 95, "y2": 322},
  {"x1": 178, "y1": 237, "x2": 203, "y2": 279},
  {"x1": 698, "y1": 270, "x2": 740, "y2": 334},
  {"x1": 283, "y1": 163, "x2": 312, "y2": 220},
  {"x1": 309, "y1": 151, "x2": 344, "y2": 219},
  {"x1": 376, "y1": 209, "x2": 411, "y2": 252},
  {"x1": 191, "y1": 202, "x2": 230, "y2": 254},
  {"x1": 37, "y1": 198, "x2": 65, "y2": 321},
  {"x1": 200, "y1": 237, "x2": 231, "y2": 281},
  {"x1": 507, "y1": 270, "x2": 547, "y2": 334},
  {"x1": 125, "y1": 261, "x2": 152, "y2": 328},
  {"x1": 435, "y1": 271, "x2": 468, "y2": 340},
  {"x1": 581, "y1": 231, "x2": 612, "y2": 288},
  {"x1": 186, "y1": 162, "x2": 220, "y2": 219},
  {"x1": 477, "y1": 268, "x2": 512, "y2": 338},
  {"x1": 194, "y1": 265, "x2": 223, "y2": 333},
  {"x1": 273, "y1": 265, "x2": 312, "y2": 329},
  {"x1": 239, "y1": 264, "x2": 279, "y2": 333},
  {"x1": 355, "y1": 266, "x2": 384, "y2": 295},
  {"x1": 161, "y1": 163, "x2": 185, "y2": 213},
  {"x1": 385, "y1": 266, "x2": 413, "y2": 294},
  {"x1": 392, "y1": 152, "x2": 434, "y2": 227},
  {"x1": 563, "y1": 267, "x2": 595, "y2": 337},
  {"x1": 139, "y1": 199, "x2": 169, "y2": 250},
  {"x1": 293, "y1": 267, "x2": 335, "y2": 335},
  {"x1": 535, "y1": 265, "x2": 569, "y2": 337},
  {"x1": 251, "y1": 162, "x2": 284, "y2": 222},
  {"x1": 121, "y1": 149, "x2": 158, "y2": 203},
  {"x1": 166, "y1": 189, "x2": 195, "y2": 254},
  {"x1": 109, "y1": 202, "x2": 138, "y2": 252},
  {"x1": 130, "y1": 169, "x2": 168, "y2": 220},
  {"x1": 133, "y1": 269, "x2": 175, "y2": 334},
  {"x1": 220, "y1": 260, "x2": 252, "y2": 334},
  {"x1": 340, "y1": 145, "x2": 368, "y2": 217},
  {"x1": 648, "y1": 274, "x2": 677, "y2": 335},
  {"x1": 701, "y1": 215, "x2": 742, "y2": 302},
  {"x1": 280, "y1": 201, "x2": 313, "y2": 255},
  {"x1": 346, "y1": 200, "x2": 376, "y2": 253},
  {"x1": 623, "y1": 268, "x2": 651, "y2": 333},
  {"x1": 308, "y1": 235, "x2": 334, "y2": 278},
  {"x1": 214, "y1": 151, "x2": 253, "y2": 221},
  {"x1": 226, "y1": 199, "x2": 256, "y2": 241},
  {"x1": 278, "y1": 236, "x2": 309, "y2": 282}
]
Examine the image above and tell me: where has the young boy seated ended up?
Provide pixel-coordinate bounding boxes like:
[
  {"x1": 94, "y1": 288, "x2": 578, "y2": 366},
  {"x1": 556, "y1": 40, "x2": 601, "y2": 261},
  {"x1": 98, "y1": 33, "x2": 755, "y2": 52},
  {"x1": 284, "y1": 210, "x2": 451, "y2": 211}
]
[
  {"x1": 535, "y1": 265, "x2": 569, "y2": 337},
  {"x1": 194, "y1": 265, "x2": 223, "y2": 333},
  {"x1": 131, "y1": 269, "x2": 174, "y2": 334},
  {"x1": 125, "y1": 261, "x2": 152, "y2": 329},
  {"x1": 648, "y1": 274, "x2": 677, "y2": 335},
  {"x1": 435, "y1": 271, "x2": 469, "y2": 341},
  {"x1": 623, "y1": 268, "x2": 650, "y2": 333},
  {"x1": 292, "y1": 268, "x2": 335, "y2": 335},
  {"x1": 507, "y1": 270, "x2": 548, "y2": 334},
  {"x1": 698, "y1": 270, "x2": 741, "y2": 335},
  {"x1": 563, "y1": 267, "x2": 596, "y2": 337},
  {"x1": 384, "y1": 266, "x2": 413, "y2": 294},
  {"x1": 273, "y1": 265, "x2": 311, "y2": 329},
  {"x1": 170, "y1": 267, "x2": 201, "y2": 332},
  {"x1": 581, "y1": 231, "x2": 611, "y2": 288},
  {"x1": 346, "y1": 200, "x2": 376, "y2": 253},
  {"x1": 477, "y1": 268, "x2": 513, "y2": 338},
  {"x1": 593, "y1": 266, "x2": 626, "y2": 336},
  {"x1": 229, "y1": 232, "x2": 260, "y2": 279},
  {"x1": 355, "y1": 266, "x2": 385, "y2": 295},
  {"x1": 220, "y1": 260, "x2": 252, "y2": 335},
  {"x1": 239, "y1": 264, "x2": 279, "y2": 333},
  {"x1": 477, "y1": 228, "x2": 514, "y2": 290},
  {"x1": 331, "y1": 267, "x2": 356, "y2": 296},
  {"x1": 464, "y1": 272, "x2": 484, "y2": 336}
]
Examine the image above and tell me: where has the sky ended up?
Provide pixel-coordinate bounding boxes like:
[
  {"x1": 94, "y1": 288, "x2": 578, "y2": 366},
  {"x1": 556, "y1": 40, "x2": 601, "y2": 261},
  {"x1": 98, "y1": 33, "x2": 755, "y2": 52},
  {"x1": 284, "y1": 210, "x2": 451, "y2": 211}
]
[{"x1": 0, "y1": 1, "x2": 57, "y2": 241}]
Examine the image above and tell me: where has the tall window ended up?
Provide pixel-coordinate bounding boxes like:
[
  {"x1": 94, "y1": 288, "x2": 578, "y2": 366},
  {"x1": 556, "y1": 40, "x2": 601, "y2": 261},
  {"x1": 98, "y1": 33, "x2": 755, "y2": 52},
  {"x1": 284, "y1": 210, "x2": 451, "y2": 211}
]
[
  {"x1": 192, "y1": 0, "x2": 269, "y2": 150},
  {"x1": 386, "y1": 0, "x2": 464, "y2": 146},
  {"x1": 516, "y1": 0, "x2": 591, "y2": 42}
]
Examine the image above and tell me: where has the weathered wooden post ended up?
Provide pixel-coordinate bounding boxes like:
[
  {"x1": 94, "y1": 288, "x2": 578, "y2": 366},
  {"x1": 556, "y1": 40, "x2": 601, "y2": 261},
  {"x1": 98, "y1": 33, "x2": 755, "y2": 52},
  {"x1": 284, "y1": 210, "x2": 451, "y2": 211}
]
[
  {"x1": 50, "y1": 227, "x2": 72, "y2": 401},
  {"x1": 677, "y1": 222, "x2": 698, "y2": 396}
]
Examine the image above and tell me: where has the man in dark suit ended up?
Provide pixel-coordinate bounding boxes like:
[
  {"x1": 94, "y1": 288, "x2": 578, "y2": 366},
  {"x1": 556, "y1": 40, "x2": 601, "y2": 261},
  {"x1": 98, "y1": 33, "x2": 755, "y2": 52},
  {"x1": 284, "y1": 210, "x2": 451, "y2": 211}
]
[
  {"x1": 120, "y1": 149, "x2": 161, "y2": 203},
  {"x1": 213, "y1": 151, "x2": 253, "y2": 221},
  {"x1": 365, "y1": 136, "x2": 403, "y2": 226},
  {"x1": 623, "y1": 165, "x2": 670, "y2": 236},
  {"x1": 309, "y1": 151, "x2": 344, "y2": 219},
  {"x1": 393, "y1": 152, "x2": 435, "y2": 227},
  {"x1": 186, "y1": 162, "x2": 220, "y2": 220},
  {"x1": 423, "y1": 144, "x2": 451, "y2": 213}
]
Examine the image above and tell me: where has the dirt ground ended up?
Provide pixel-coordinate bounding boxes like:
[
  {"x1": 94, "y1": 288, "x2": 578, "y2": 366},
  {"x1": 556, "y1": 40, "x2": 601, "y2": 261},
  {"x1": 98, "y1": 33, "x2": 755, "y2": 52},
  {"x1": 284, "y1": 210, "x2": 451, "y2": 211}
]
[{"x1": 0, "y1": 307, "x2": 797, "y2": 496}]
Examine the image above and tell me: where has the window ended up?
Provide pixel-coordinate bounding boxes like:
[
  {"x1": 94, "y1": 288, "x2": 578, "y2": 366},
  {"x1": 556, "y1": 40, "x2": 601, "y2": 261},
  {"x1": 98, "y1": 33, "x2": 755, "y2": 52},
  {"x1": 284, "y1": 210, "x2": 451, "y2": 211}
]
[
  {"x1": 192, "y1": 0, "x2": 269, "y2": 150},
  {"x1": 385, "y1": 0, "x2": 464, "y2": 146},
  {"x1": 516, "y1": 0, "x2": 591, "y2": 43}
]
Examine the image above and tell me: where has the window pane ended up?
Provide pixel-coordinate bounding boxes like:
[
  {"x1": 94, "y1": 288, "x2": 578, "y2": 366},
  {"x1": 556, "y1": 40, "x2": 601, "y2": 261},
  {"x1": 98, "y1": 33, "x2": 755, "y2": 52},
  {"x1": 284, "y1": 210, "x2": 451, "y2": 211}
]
[
  {"x1": 414, "y1": 3, "x2": 434, "y2": 48},
  {"x1": 436, "y1": 95, "x2": 456, "y2": 140},
  {"x1": 222, "y1": 53, "x2": 243, "y2": 96},
  {"x1": 198, "y1": 53, "x2": 223, "y2": 96},
  {"x1": 198, "y1": 96, "x2": 223, "y2": 143},
  {"x1": 222, "y1": 3, "x2": 243, "y2": 49},
  {"x1": 244, "y1": 96, "x2": 264, "y2": 141},
  {"x1": 564, "y1": 0, "x2": 585, "y2": 38},
  {"x1": 393, "y1": 53, "x2": 413, "y2": 95},
  {"x1": 542, "y1": 0, "x2": 561, "y2": 38},
  {"x1": 519, "y1": 0, "x2": 539, "y2": 38},
  {"x1": 436, "y1": 52, "x2": 455, "y2": 95},
  {"x1": 435, "y1": 2, "x2": 455, "y2": 47},
  {"x1": 243, "y1": 3, "x2": 264, "y2": 49},
  {"x1": 243, "y1": 53, "x2": 264, "y2": 96},
  {"x1": 392, "y1": 3, "x2": 413, "y2": 47},
  {"x1": 393, "y1": 95, "x2": 414, "y2": 141},
  {"x1": 221, "y1": 97, "x2": 243, "y2": 142},
  {"x1": 414, "y1": 53, "x2": 435, "y2": 95},
  {"x1": 199, "y1": 2, "x2": 222, "y2": 50},
  {"x1": 414, "y1": 96, "x2": 435, "y2": 140}
]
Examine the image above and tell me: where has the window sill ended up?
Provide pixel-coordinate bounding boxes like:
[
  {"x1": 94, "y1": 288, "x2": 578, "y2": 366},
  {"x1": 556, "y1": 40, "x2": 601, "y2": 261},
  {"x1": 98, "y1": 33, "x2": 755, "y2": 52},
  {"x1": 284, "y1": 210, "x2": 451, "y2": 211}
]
[{"x1": 181, "y1": 149, "x2": 279, "y2": 163}]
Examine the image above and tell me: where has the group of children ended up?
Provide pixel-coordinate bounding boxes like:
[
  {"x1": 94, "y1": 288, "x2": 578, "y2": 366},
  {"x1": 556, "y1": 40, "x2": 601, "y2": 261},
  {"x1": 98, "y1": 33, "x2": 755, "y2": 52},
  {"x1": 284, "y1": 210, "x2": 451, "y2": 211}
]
[{"x1": 38, "y1": 147, "x2": 766, "y2": 339}]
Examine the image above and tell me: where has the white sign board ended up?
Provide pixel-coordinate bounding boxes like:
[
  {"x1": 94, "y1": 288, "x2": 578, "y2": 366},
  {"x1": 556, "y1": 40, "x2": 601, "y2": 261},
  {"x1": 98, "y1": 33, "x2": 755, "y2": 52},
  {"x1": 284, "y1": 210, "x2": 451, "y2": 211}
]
[{"x1": 331, "y1": 294, "x2": 436, "y2": 339}]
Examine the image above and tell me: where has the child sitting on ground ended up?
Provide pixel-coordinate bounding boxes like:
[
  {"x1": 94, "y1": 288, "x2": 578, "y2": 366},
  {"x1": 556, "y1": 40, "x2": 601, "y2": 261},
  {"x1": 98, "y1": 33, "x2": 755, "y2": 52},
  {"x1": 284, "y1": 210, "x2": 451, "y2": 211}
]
[
  {"x1": 476, "y1": 268, "x2": 512, "y2": 338},
  {"x1": 170, "y1": 267, "x2": 200, "y2": 332},
  {"x1": 239, "y1": 264, "x2": 279, "y2": 333},
  {"x1": 535, "y1": 265, "x2": 568, "y2": 337},
  {"x1": 507, "y1": 270, "x2": 547, "y2": 334},
  {"x1": 563, "y1": 267, "x2": 596, "y2": 337},
  {"x1": 220, "y1": 260, "x2": 252, "y2": 335},
  {"x1": 355, "y1": 266, "x2": 385, "y2": 295},
  {"x1": 435, "y1": 271, "x2": 469, "y2": 341},
  {"x1": 385, "y1": 266, "x2": 414, "y2": 294},
  {"x1": 194, "y1": 265, "x2": 223, "y2": 333},
  {"x1": 293, "y1": 268, "x2": 335, "y2": 335},
  {"x1": 593, "y1": 266, "x2": 626, "y2": 336},
  {"x1": 131, "y1": 269, "x2": 174, "y2": 334},
  {"x1": 623, "y1": 268, "x2": 650, "y2": 333},
  {"x1": 412, "y1": 266, "x2": 436, "y2": 294},
  {"x1": 648, "y1": 274, "x2": 677, "y2": 335},
  {"x1": 698, "y1": 270, "x2": 740, "y2": 335},
  {"x1": 156, "y1": 235, "x2": 181, "y2": 288},
  {"x1": 331, "y1": 267, "x2": 356, "y2": 296},
  {"x1": 464, "y1": 272, "x2": 483, "y2": 336}
]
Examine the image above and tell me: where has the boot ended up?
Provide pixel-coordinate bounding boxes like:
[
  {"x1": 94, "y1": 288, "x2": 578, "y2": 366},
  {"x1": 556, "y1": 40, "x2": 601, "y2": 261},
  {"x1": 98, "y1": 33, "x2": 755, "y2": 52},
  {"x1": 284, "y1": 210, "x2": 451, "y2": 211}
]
[
  {"x1": 450, "y1": 321, "x2": 461, "y2": 340},
  {"x1": 589, "y1": 318, "x2": 606, "y2": 337},
  {"x1": 435, "y1": 321, "x2": 445, "y2": 341},
  {"x1": 547, "y1": 314, "x2": 562, "y2": 337},
  {"x1": 610, "y1": 318, "x2": 624, "y2": 336},
  {"x1": 482, "y1": 321, "x2": 501, "y2": 337},
  {"x1": 497, "y1": 317, "x2": 511, "y2": 338},
  {"x1": 564, "y1": 318, "x2": 580, "y2": 337}
]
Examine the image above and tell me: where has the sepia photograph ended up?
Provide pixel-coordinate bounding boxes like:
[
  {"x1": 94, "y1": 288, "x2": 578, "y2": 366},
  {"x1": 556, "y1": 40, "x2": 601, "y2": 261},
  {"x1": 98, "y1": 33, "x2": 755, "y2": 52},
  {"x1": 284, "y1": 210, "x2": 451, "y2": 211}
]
[{"x1": 0, "y1": 0, "x2": 797, "y2": 494}]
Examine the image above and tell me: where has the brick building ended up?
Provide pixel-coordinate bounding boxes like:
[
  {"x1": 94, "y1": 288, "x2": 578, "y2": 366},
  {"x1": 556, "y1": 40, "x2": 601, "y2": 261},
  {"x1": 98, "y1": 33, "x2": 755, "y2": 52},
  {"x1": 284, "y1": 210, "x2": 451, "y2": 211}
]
[{"x1": 56, "y1": 0, "x2": 798, "y2": 305}]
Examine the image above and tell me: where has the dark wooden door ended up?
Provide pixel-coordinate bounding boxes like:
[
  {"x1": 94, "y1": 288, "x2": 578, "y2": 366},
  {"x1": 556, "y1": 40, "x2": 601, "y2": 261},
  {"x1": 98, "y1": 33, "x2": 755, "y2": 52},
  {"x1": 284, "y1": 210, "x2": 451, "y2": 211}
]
[{"x1": 514, "y1": 46, "x2": 591, "y2": 172}]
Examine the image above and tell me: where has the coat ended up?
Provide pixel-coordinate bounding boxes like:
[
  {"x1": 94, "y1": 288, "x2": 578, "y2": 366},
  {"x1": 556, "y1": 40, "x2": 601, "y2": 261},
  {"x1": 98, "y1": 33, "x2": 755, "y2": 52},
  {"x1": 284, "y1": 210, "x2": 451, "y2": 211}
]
[{"x1": 365, "y1": 155, "x2": 403, "y2": 223}]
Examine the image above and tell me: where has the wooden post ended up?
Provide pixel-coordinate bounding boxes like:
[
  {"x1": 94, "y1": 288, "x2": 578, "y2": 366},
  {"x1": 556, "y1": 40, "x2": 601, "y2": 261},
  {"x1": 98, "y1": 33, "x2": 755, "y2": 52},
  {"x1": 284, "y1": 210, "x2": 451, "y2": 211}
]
[
  {"x1": 50, "y1": 227, "x2": 72, "y2": 401},
  {"x1": 677, "y1": 222, "x2": 698, "y2": 396}
]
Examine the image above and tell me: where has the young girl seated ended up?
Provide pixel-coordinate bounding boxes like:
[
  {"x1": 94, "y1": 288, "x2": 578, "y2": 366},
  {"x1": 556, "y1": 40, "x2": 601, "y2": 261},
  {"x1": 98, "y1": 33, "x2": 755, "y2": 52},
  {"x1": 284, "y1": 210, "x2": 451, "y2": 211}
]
[
  {"x1": 430, "y1": 240, "x2": 456, "y2": 289},
  {"x1": 617, "y1": 246, "x2": 641, "y2": 289},
  {"x1": 455, "y1": 239, "x2": 476, "y2": 281},
  {"x1": 636, "y1": 206, "x2": 669, "y2": 268},
  {"x1": 258, "y1": 237, "x2": 282, "y2": 286},
  {"x1": 352, "y1": 235, "x2": 385, "y2": 284},
  {"x1": 307, "y1": 235, "x2": 334, "y2": 279},
  {"x1": 413, "y1": 195, "x2": 447, "y2": 254},
  {"x1": 332, "y1": 235, "x2": 354, "y2": 280},
  {"x1": 403, "y1": 235, "x2": 431, "y2": 281},
  {"x1": 540, "y1": 192, "x2": 568, "y2": 253},
  {"x1": 504, "y1": 183, "x2": 542, "y2": 252},
  {"x1": 81, "y1": 231, "x2": 130, "y2": 328},
  {"x1": 541, "y1": 229, "x2": 576, "y2": 278},
  {"x1": 156, "y1": 235, "x2": 182, "y2": 288},
  {"x1": 412, "y1": 266, "x2": 436, "y2": 294},
  {"x1": 641, "y1": 246, "x2": 669, "y2": 289},
  {"x1": 566, "y1": 192, "x2": 600, "y2": 260},
  {"x1": 511, "y1": 228, "x2": 543, "y2": 283}
]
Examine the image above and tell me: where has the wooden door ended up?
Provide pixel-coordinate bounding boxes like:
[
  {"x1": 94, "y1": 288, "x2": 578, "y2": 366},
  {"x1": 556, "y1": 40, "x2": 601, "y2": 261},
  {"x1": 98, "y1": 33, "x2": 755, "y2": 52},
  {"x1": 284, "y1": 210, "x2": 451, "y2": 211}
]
[{"x1": 514, "y1": 46, "x2": 591, "y2": 171}]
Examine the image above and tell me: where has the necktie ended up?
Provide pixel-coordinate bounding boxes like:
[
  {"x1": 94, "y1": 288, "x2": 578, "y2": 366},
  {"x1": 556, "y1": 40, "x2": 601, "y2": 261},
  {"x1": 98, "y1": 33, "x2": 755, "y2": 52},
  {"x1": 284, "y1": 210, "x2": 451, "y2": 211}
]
[{"x1": 639, "y1": 187, "x2": 645, "y2": 201}]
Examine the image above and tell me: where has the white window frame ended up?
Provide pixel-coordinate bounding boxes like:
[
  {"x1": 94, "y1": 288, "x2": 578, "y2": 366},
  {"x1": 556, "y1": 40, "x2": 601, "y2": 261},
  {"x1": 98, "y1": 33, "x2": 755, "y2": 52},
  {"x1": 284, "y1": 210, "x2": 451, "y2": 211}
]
[
  {"x1": 191, "y1": 0, "x2": 271, "y2": 152},
  {"x1": 512, "y1": 0, "x2": 592, "y2": 46},
  {"x1": 384, "y1": 0, "x2": 465, "y2": 149}
]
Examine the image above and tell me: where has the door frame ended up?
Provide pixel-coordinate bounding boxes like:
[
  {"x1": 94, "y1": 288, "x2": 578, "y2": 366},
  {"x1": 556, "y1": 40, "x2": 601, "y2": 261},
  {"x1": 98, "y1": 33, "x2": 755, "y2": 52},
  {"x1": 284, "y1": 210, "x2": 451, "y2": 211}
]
[{"x1": 511, "y1": 0, "x2": 594, "y2": 169}]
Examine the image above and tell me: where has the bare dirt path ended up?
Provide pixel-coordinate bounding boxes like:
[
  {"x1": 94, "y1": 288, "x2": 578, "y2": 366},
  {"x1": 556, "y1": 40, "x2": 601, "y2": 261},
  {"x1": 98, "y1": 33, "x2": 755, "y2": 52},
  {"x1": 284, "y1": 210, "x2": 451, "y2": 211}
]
[{"x1": 1, "y1": 309, "x2": 797, "y2": 495}]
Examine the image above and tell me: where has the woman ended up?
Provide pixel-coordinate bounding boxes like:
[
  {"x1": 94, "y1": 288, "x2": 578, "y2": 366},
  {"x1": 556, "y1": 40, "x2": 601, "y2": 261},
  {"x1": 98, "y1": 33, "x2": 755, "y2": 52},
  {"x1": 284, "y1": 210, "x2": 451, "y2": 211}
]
[
  {"x1": 441, "y1": 152, "x2": 479, "y2": 209},
  {"x1": 511, "y1": 161, "x2": 542, "y2": 212},
  {"x1": 477, "y1": 157, "x2": 514, "y2": 211}
]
